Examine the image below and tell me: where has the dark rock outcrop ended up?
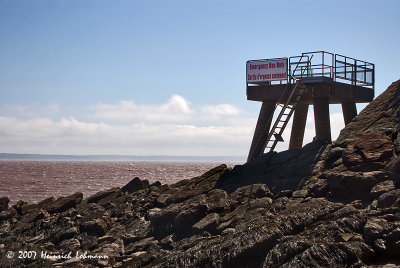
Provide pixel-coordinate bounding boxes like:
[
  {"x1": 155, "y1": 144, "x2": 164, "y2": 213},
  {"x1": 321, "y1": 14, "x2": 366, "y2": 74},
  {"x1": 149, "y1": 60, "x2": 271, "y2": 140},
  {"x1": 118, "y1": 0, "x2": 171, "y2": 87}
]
[
  {"x1": 0, "y1": 197, "x2": 9, "y2": 212},
  {"x1": 46, "y1": 192, "x2": 83, "y2": 214},
  {"x1": 342, "y1": 133, "x2": 395, "y2": 171},
  {"x1": 121, "y1": 177, "x2": 150, "y2": 193}
]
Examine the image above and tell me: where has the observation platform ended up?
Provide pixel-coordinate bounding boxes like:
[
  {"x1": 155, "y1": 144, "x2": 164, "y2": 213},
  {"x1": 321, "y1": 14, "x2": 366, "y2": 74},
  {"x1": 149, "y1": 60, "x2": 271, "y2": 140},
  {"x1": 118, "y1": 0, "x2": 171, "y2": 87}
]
[{"x1": 246, "y1": 51, "x2": 375, "y2": 161}]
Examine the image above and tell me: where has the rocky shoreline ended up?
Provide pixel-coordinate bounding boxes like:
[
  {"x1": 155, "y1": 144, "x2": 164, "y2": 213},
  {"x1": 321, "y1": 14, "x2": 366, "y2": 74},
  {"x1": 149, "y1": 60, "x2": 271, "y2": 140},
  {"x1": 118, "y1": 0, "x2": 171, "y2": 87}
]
[{"x1": 1, "y1": 80, "x2": 400, "y2": 267}]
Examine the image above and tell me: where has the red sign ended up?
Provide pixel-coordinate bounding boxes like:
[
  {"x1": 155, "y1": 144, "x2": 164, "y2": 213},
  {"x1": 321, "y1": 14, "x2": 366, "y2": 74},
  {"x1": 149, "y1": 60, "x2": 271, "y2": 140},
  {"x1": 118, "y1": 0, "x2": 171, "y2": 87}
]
[{"x1": 246, "y1": 58, "x2": 287, "y2": 82}]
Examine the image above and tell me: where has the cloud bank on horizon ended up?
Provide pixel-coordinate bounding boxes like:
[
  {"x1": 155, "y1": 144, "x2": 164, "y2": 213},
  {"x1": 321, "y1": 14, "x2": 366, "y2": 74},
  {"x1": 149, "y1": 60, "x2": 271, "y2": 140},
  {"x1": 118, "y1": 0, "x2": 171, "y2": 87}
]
[{"x1": 0, "y1": 95, "x2": 345, "y2": 156}]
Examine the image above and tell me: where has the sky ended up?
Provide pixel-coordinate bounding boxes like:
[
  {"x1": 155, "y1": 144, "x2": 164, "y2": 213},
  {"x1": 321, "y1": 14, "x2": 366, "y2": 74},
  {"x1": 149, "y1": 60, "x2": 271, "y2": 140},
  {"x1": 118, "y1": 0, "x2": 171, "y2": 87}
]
[{"x1": 0, "y1": 0, "x2": 399, "y2": 157}]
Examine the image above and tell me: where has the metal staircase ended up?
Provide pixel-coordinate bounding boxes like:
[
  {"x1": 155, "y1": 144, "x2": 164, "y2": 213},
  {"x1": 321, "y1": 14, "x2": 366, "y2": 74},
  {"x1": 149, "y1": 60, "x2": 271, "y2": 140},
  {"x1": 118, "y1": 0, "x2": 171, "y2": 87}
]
[{"x1": 248, "y1": 55, "x2": 312, "y2": 161}]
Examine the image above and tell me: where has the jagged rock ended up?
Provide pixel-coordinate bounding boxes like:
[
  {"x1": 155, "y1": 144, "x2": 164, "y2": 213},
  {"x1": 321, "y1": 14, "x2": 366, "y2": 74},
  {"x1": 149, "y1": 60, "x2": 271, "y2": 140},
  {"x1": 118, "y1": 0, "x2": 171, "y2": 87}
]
[
  {"x1": 192, "y1": 213, "x2": 219, "y2": 234},
  {"x1": 87, "y1": 187, "x2": 122, "y2": 204},
  {"x1": 337, "y1": 80, "x2": 400, "y2": 143},
  {"x1": 0, "y1": 197, "x2": 10, "y2": 212},
  {"x1": 80, "y1": 218, "x2": 108, "y2": 236},
  {"x1": 0, "y1": 221, "x2": 11, "y2": 235},
  {"x1": 160, "y1": 235, "x2": 174, "y2": 250},
  {"x1": 206, "y1": 189, "x2": 228, "y2": 213},
  {"x1": 0, "y1": 209, "x2": 16, "y2": 221},
  {"x1": 221, "y1": 227, "x2": 236, "y2": 235},
  {"x1": 324, "y1": 171, "x2": 388, "y2": 198},
  {"x1": 125, "y1": 237, "x2": 159, "y2": 255},
  {"x1": 342, "y1": 133, "x2": 395, "y2": 172},
  {"x1": 94, "y1": 238, "x2": 124, "y2": 256},
  {"x1": 55, "y1": 227, "x2": 79, "y2": 242},
  {"x1": 173, "y1": 204, "x2": 207, "y2": 233},
  {"x1": 46, "y1": 192, "x2": 83, "y2": 214},
  {"x1": 395, "y1": 135, "x2": 400, "y2": 155},
  {"x1": 59, "y1": 238, "x2": 81, "y2": 251},
  {"x1": 385, "y1": 155, "x2": 400, "y2": 173},
  {"x1": 230, "y1": 184, "x2": 273, "y2": 205},
  {"x1": 156, "y1": 193, "x2": 171, "y2": 207},
  {"x1": 149, "y1": 194, "x2": 207, "y2": 226},
  {"x1": 12, "y1": 200, "x2": 28, "y2": 214},
  {"x1": 377, "y1": 189, "x2": 400, "y2": 208},
  {"x1": 217, "y1": 220, "x2": 232, "y2": 232},
  {"x1": 306, "y1": 178, "x2": 327, "y2": 197},
  {"x1": 146, "y1": 208, "x2": 162, "y2": 222},
  {"x1": 370, "y1": 180, "x2": 395, "y2": 199},
  {"x1": 273, "y1": 190, "x2": 293, "y2": 199},
  {"x1": 121, "y1": 177, "x2": 150, "y2": 193},
  {"x1": 36, "y1": 196, "x2": 56, "y2": 209},
  {"x1": 23, "y1": 208, "x2": 50, "y2": 223},
  {"x1": 20, "y1": 203, "x2": 37, "y2": 215},
  {"x1": 263, "y1": 238, "x2": 373, "y2": 268},
  {"x1": 364, "y1": 218, "x2": 393, "y2": 243},
  {"x1": 292, "y1": 189, "x2": 309, "y2": 198}
]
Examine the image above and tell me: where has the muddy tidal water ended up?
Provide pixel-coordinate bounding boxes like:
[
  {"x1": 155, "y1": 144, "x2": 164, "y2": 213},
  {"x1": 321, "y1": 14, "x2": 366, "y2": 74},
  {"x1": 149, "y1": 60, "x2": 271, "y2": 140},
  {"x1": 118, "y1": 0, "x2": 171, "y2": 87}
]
[{"x1": 0, "y1": 161, "x2": 238, "y2": 205}]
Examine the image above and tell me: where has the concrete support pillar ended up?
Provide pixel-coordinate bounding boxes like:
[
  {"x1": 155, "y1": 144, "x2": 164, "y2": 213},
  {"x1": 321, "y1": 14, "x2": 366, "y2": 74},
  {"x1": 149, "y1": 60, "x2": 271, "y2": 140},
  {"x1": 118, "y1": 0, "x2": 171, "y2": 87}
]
[
  {"x1": 248, "y1": 101, "x2": 276, "y2": 161},
  {"x1": 342, "y1": 102, "x2": 357, "y2": 125},
  {"x1": 289, "y1": 104, "x2": 309, "y2": 150},
  {"x1": 313, "y1": 97, "x2": 331, "y2": 142}
]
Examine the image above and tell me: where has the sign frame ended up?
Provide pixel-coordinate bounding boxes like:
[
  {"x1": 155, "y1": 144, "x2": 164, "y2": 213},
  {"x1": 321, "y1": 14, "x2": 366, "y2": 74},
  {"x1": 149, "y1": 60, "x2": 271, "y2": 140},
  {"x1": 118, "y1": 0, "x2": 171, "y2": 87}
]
[{"x1": 246, "y1": 58, "x2": 288, "y2": 84}]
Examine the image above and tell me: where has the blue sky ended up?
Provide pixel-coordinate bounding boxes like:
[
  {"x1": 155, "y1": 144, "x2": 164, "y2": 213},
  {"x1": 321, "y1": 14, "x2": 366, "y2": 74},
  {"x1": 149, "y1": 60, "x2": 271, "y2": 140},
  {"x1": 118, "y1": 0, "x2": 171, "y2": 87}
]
[{"x1": 0, "y1": 0, "x2": 399, "y2": 157}]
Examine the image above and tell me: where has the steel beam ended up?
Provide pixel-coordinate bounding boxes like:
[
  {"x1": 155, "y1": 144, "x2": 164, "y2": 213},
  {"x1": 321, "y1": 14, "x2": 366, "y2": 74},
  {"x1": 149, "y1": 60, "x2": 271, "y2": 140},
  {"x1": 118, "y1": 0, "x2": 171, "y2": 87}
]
[
  {"x1": 313, "y1": 97, "x2": 331, "y2": 142},
  {"x1": 248, "y1": 101, "x2": 276, "y2": 161},
  {"x1": 342, "y1": 102, "x2": 357, "y2": 125},
  {"x1": 289, "y1": 104, "x2": 309, "y2": 149}
]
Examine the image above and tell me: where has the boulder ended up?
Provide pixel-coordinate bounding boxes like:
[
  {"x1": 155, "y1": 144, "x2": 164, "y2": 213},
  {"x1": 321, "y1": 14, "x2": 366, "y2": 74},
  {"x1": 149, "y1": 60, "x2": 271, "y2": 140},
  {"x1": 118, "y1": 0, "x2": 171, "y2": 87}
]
[
  {"x1": 0, "y1": 209, "x2": 16, "y2": 222},
  {"x1": 173, "y1": 204, "x2": 207, "y2": 233},
  {"x1": 46, "y1": 192, "x2": 83, "y2": 214},
  {"x1": 385, "y1": 155, "x2": 400, "y2": 173},
  {"x1": 273, "y1": 190, "x2": 293, "y2": 199},
  {"x1": 87, "y1": 187, "x2": 122, "y2": 204},
  {"x1": 364, "y1": 218, "x2": 393, "y2": 243},
  {"x1": 206, "y1": 189, "x2": 228, "y2": 213},
  {"x1": 80, "y1": 218, "x2": 108, "y2": 236},
  {"x1": 342, "y1": 133, "x2": 394, "y2": 172},
  {"x1": 156, "y1": 193, "x2": 171, "y2": 207},
  {"x1": 148, "y1": 194, "x2": 208, "y2": 235},
  {"x1": 36, "y1": 196, "x2": 56, "y2": 209},
  {"x1": 370, "y1": 180, "x2": 395, "y2": 199},
  {"x1": 55, "y1": 227, "x2": 79, "y2": 243},
  {"x1": 292, "y1": 190, "x2": 309, "y2": 199},
  {"x1": 230, "y1": 184, "x2": 273, "y2": 205},
  {"x1": 0, "y1": 197, "x2": 10, "y2": 212},
  {"x1": 59, "y1": 238, "x2": 81, "y2": 251},
  {"x1": 94, "y1": 238, "x2": 125, "y2": 256},
  {"x1": 121, "y1": 177, "x2": 149, "y2": 193},
  {"x1": 324, "y1": 171, "x2": 383, "y2": 198},
  {"x1": 377, "y1": 189, "x2": 400, "y2": 208},
  {"x1": 192, "y1": 213, "x2": 220, "y2": 234},
  {"x1": 306, "y1": 178, "x2": 328, "y2": 198}
]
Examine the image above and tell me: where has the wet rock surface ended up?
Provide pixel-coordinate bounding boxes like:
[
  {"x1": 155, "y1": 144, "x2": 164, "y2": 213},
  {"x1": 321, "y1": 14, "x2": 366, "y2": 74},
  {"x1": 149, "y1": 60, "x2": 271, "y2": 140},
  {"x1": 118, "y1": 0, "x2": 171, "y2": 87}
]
[{"x1": 1, "y1": 80, "x2": 400, "y2": 267}]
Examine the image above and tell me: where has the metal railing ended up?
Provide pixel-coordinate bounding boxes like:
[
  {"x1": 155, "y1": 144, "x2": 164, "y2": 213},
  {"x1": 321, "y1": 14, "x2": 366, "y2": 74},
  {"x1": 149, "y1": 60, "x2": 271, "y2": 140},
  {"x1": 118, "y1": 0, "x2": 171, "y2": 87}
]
[
  {"x1": 288, "y1": 51, "x2": 374, "y2": 89},
  {"x1": 335, "y1": 54, "x2": 374, "y2": 87}
]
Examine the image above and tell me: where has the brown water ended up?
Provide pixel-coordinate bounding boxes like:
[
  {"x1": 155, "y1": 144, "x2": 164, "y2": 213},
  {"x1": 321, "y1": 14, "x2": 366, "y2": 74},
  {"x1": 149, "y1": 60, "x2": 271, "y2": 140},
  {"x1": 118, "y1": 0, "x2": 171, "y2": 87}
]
[{"x1": 0, "y1": 161, "x2": 238, "y2": 205}]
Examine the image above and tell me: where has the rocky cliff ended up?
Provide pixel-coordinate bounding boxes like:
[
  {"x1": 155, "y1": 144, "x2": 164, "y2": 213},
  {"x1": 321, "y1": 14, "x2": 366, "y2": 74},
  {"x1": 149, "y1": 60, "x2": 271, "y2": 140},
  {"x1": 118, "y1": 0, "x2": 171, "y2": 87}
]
[{"x1": 1, "y1": 80, "x2": 400, "y2": 267}]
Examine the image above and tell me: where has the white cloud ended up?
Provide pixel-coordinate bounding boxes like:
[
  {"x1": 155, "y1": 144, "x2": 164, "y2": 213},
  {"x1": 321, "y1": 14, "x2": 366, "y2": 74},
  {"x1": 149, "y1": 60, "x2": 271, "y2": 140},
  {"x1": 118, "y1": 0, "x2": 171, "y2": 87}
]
[
  {"x1": 200, "y1": 104, "x2": 240, "y2": 121},
  {"x1": 0, "y1": 116, "x2": 253, "y2": 156},
  {"x1": 90, "y1": 95, "x2": 193, "y2": 123},
  {"x1": 0, "y1": 96, "x2": 349, "y2": 156},
  {"x1": 0, "y1": 95, "x2": 254, "y2": 156},
  {"x1": 1, "y1": 103, "x2": 61, "y2": 119}
]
